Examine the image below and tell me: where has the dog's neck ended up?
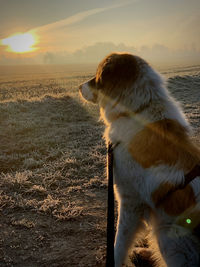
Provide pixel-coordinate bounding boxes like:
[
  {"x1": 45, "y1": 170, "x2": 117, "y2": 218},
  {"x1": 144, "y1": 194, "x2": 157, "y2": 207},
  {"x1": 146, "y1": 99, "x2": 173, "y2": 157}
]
[
  {"x1": 100, "y1": 99, "x2": 150, "y2": 145},
  {"x1": 99, "y1": 90, "x2": 191, "y2": 146},
  {"x1": 99, "y1": 91, "x2": 158, "y2": 127}
]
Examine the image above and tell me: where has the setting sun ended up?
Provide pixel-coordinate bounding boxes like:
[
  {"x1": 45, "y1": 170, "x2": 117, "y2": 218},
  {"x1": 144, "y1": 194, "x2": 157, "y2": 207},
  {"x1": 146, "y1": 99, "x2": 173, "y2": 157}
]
[{"x1": 1, "y1": 32, "x2": 38, "y2": 53}]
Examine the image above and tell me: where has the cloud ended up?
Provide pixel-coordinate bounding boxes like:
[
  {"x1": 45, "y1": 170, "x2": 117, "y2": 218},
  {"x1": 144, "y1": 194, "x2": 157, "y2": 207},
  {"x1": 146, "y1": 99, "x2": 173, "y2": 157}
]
[
  {"x1": 138, "y1": 44, "x2": 200, "y2": 67},
  {"x1": 33, "y1": 1, "x2": 135, "y2": 34},
  {"x1": 39, "y1": 42, "x2": 200, "y2": 68},
  {"x1": 0, "y1": 0, "x2": 136, "y2": 55},
  {"x1": 70, "y1": 42, "x2": 136, "y2": 63},
  {"x1": 1, "y1": 42, "x2": 200, "y2": 67}
]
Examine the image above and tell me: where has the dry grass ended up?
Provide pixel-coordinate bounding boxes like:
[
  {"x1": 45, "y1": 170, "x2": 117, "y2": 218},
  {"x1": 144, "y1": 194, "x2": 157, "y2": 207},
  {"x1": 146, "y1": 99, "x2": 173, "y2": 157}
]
[
  {"x1": 0, "y1": 65, "x2": 107, "y2": 267},
  {"x1": 0, "y1": 65, "x2": 199, "y2": 266}
]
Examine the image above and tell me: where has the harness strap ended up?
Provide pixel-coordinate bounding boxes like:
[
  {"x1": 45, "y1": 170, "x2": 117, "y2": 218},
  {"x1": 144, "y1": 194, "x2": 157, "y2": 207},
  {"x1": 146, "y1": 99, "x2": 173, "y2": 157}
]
[
  {"x1": 158, "y1": 164, "x2": 200, "y2": 206},
  {"x1": 183, "y1": 164, "x2": 200, "y2": 187}
]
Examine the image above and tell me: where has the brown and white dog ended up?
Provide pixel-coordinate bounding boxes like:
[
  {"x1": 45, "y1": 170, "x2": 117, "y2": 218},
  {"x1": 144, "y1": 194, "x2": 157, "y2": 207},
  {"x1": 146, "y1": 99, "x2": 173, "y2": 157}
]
[{"x1": 79, "y1": 52, "x2": 200, "y2": 267}]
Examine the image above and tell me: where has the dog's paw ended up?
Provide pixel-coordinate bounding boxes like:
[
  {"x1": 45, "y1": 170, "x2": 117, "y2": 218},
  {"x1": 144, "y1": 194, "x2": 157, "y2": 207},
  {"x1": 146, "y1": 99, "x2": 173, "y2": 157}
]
[{"x1": 131, "y1": 248, "x2": 154, "y2": 267}]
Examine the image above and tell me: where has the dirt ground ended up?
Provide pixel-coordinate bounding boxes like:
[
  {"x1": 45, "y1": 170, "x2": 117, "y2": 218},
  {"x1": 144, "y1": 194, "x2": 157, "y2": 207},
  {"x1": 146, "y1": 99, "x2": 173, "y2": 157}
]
[{"x1": 0, "y1": 65, "x2": 199, "y2": 266}]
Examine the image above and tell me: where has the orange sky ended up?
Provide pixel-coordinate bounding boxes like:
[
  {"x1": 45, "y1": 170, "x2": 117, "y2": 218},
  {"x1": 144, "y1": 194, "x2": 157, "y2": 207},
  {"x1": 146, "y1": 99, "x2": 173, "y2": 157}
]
[{"x1": 0, "y1": 0, "x2": 200, "y2": 66}]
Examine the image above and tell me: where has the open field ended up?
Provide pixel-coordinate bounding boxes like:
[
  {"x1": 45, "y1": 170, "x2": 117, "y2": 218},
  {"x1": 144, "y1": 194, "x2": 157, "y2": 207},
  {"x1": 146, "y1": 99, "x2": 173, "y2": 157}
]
[{"x1": 0, "y1": 64, "x2": 200, "y2": 266}]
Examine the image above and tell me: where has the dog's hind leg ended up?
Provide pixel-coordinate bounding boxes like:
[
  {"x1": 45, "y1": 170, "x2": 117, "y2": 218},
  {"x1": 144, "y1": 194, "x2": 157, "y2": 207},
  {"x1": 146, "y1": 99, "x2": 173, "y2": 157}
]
[
  {"x1": 114, "y1": 200, "x2": 143, "y2": 267},
  {"x1": 156, "y1": 227, "x2": 200, "y2": 267}
]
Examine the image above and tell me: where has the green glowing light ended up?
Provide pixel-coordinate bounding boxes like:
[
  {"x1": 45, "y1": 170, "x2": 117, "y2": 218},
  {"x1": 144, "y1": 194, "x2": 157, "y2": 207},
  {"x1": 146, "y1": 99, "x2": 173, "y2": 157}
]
[{"x1": 186, "y1": 218, "x2": 192, "y2": 224}]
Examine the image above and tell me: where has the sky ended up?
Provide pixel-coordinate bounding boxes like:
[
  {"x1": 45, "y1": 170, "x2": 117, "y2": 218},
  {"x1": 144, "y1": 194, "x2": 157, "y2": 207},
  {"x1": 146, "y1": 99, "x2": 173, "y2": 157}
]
[{"x1": 0, "y1": 0, "x2": 200, "y2": 66}]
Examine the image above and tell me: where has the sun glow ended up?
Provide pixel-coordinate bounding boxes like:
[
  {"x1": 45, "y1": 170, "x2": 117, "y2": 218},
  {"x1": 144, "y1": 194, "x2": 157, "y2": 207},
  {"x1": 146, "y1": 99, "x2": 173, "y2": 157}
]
[{"x1": 1, "y1": 32, "x2": 38, "y2": 53}]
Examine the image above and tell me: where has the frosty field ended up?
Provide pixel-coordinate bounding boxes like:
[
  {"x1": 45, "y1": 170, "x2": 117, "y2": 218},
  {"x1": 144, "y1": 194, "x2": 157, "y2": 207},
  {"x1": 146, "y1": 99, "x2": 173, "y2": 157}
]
[{"x1": 0, "y1": 64, "x2": 200, "y2": 266}]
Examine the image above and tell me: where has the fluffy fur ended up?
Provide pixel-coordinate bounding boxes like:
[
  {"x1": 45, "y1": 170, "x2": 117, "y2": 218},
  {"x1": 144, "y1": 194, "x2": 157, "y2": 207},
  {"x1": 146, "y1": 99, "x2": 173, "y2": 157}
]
[{"x1": 79, "y1": 52, "x2": 200, "y2": 267}]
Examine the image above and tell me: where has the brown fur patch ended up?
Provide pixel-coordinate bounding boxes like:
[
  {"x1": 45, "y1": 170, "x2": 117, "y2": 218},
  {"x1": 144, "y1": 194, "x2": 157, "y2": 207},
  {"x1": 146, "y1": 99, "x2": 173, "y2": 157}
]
[
  {"x1": 107, "y1": 112, "x2": 130, "y2": 122},
  {"x1": 129, "y1": 119, "x2": 200, "y2": 172},
  {"x1": 152, "y1": 182, "x2": 196, "y2": 216},
  {"x1": 95, "y1": 53, "x2": 140, "y2": 99},
  {"x1": 151, "y1": 182, "x2": 176, "y2": 205}
]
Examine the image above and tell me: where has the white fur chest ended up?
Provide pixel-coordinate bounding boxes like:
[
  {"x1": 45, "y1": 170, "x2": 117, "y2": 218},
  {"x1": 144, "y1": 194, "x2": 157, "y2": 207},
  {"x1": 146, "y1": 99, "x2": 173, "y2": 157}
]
[{"x1": 104, "y1": 116, "x2": 145, "y2": 146}]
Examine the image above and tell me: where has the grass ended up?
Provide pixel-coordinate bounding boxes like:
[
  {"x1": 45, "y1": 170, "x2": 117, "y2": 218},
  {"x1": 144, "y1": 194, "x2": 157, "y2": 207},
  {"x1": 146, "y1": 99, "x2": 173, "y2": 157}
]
[
  {"x1": 0, "y1": 64, "x2": 199, "y2": 266},
  {"x1": 0, "y1": 65, "x2": 108, "y2": 266}
]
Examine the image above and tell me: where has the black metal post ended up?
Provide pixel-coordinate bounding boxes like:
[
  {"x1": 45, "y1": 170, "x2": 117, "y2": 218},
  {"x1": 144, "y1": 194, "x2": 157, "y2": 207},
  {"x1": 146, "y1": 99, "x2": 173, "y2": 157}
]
[{"x1": 106, "y1": 142, "x2": 115, "y2": 267}]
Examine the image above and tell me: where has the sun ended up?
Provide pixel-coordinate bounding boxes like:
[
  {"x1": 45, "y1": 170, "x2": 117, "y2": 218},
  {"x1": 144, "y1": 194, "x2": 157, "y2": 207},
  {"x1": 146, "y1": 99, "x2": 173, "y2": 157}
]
[{"x1": 1, "y1": 32, "x2": 38, "y2": 53}]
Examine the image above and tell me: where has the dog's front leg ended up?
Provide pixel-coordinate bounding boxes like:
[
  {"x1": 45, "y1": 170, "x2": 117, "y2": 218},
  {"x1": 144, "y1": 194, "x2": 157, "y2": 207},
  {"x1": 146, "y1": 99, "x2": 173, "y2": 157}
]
[{"x1": 114, "y1": 200, "x2": 141, "y2": 267}]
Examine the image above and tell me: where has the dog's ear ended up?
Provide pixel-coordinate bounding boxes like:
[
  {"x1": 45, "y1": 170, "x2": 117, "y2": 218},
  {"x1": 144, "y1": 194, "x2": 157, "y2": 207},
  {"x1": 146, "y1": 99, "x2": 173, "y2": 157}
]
[{"x1": 96, "y1": 53, "x2": 140, "y2": 99}]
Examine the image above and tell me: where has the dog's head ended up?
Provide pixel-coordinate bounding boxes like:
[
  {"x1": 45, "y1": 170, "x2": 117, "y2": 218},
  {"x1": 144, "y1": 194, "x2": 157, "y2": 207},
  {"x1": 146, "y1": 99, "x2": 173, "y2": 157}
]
[
  {"x1": 79, "y1": 52, "x2": 164, "y2": 115},
  {"x1": 79, "y1": 52, "x2": 142, "y2": 103}
]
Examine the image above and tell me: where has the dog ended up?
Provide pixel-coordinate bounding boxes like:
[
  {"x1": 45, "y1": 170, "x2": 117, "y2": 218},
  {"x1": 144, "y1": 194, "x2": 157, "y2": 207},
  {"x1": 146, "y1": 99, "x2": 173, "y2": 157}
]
[{"x1": 79, "y1": 52, "x2": 200, "y2": 266}]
